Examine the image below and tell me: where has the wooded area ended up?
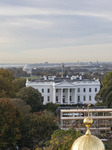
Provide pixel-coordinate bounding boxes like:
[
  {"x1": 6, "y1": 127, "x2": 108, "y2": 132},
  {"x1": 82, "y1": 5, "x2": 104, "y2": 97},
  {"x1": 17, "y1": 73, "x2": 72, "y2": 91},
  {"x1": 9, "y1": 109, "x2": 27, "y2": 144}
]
[{"x1": 0, "y1": 68, "x2": 111, "y2": 149}]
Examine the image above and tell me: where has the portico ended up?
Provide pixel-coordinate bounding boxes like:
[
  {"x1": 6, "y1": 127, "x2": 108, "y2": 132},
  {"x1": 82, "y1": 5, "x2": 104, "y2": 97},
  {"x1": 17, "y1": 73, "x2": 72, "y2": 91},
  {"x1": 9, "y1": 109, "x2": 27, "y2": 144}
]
[{"x1": 53, "y1": 81, "x2": 77, "y2": 104}]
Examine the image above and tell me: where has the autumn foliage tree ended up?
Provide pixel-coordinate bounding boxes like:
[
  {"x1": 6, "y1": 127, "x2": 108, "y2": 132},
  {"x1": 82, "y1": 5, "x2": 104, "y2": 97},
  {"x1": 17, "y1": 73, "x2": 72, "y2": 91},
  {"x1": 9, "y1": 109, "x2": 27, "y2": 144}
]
[
  {"x1": 95, "y1": 72, "x2": 112, "y2": 107},
  {"x1": 20, "y1": 111, "x2": 58, "y2": 149},
  {"x1": 17, "y1": 87, "x2": 43, "y2": 112},
  {"x1": 42, "y1": 129, "x2": 81, "y2": 150},
  {"x1": 9, "y1": 98, "x2": 32, "y2": 115},
  {"x1": 12, "y1": 78, "x2": 26, "y2": 93},
  {"x1": 0, "y1": 69, "x2": 26, "y2": 98},
  {"x1": 0, "y1": 69, "x2": 15, "y2": 97},
  {"x1": 0, "y1": 99, "x2": 22, "y2": 149}
]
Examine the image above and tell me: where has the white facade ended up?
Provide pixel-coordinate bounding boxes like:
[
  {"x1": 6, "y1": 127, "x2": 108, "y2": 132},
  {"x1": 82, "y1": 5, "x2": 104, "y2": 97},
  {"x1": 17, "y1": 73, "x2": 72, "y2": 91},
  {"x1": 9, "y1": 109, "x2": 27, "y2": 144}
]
[{"x1": 26, "y1": 76, "x2": 100, "y2": 105}]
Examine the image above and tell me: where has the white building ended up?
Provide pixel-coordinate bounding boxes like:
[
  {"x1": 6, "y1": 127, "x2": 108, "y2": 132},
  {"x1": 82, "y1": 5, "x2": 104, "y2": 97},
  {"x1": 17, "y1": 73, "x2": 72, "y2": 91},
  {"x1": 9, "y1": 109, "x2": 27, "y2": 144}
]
[{"x1": 26, "y1": 76, "x2": 100, "y2": 105}]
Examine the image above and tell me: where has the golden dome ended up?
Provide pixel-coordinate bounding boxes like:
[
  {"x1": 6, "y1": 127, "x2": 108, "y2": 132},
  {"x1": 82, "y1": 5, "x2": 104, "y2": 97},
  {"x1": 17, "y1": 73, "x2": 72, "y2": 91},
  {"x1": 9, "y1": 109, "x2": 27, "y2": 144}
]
[{"x1": 71, "y1": 134, "x2": 105, "y2": 150}]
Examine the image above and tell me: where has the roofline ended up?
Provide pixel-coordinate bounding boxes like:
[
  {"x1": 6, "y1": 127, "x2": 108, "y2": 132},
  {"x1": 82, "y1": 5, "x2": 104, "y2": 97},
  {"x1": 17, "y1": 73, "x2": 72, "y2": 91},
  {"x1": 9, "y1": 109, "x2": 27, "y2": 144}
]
[{"x1": 61, "y1": 109, "x2": 112, "y2": 112}]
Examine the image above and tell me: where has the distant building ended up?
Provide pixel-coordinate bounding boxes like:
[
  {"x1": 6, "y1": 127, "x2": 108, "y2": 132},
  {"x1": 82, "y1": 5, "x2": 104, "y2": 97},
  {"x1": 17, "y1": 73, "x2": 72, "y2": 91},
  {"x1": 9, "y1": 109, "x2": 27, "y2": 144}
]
[
  {"x1": 26, "y1": 75, "x2": 100, "y2": 105},
  {"x1": 23, "y1": 64, "x2": 32, "y2": 74}
]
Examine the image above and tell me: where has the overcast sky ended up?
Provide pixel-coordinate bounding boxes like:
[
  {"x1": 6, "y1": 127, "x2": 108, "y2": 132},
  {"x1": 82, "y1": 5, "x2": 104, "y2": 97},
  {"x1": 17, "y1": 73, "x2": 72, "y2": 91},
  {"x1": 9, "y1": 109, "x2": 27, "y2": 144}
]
[{"x1": 0, "y1": 0, "x2": 112, "y2": 63}]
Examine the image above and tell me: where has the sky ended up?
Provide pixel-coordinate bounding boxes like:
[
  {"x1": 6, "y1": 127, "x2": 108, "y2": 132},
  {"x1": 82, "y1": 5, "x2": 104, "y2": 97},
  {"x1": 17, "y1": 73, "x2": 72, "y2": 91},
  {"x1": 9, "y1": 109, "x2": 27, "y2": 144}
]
[{"x1": 0, "y1": 0, "x2": 112, "y2": 63}]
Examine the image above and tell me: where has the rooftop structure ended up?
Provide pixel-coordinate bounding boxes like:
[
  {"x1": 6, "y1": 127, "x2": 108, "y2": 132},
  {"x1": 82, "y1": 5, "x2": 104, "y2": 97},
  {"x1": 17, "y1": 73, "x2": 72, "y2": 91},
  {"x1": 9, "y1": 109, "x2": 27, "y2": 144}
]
[
  {"x1": 26, "y1": 75, "x2": 100, "y2": 105},
  {"x1": 60, "y1": 108, "x2": 112, "y2": 135}
]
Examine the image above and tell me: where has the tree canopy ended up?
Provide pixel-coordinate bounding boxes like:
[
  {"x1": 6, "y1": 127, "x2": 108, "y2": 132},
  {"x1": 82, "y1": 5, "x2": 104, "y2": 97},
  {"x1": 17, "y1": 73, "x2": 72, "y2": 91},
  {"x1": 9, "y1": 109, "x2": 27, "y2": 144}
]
[
  {"x1": 0, "y1": 98, "x2": 22, "y2": 149},
  {"x1": 0, "y1": 69, "x2": 26, "y2": 98},
  {"x1": 12, "y1": 78, "x2": 26, "y2": 92},
  {"x1": 44, "y1": 103, "x2": 59, "y2": 115},
  {"x1": 9, "y1": 98, "x2": 32, "y2": 115},
  {"x1": 0, "y1": 69, "x2": 15, "y2": 97},
  {"x1": 40, "y1": 128, "x2": 81, "y2": 150},
  {"x1": 95, "y1": 72, "x2": 112, "y2": 107},
  {"x1": 17, "y1": 87, "x2": 43, "y2": 112},
  {"x1": 20, "y1": 111, "x2": 58, "y2": 149}
]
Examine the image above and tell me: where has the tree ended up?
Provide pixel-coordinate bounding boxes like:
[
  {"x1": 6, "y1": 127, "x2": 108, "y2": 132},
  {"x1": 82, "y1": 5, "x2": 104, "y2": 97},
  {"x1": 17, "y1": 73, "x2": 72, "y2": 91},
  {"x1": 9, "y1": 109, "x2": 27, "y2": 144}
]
[
  {"x1": 101, "y1": 72, "x2": 112, "y2": 87},
  {"x1": 0, "y1": 98, "x2": 22, "y2": 149},
  {"x1": 0, "y1": 69, "x2": 16, "y2": 98},
  {"x1": 9, "y1": 98, "x2": 32, "y2": 115},
  {"x1": 0, "y1": 69, "x2": 27, "y2": 98},
  {"x1": 44, "y1": 103, "x2": 59, "y2": 115},
  {"x1": 17, "y1": 87, "x2": 43, "y2": 112},
  {"x1": 20, "y1": 111, "x2": 58, "y2": 149},
  {"x1": 42, "y1": 129, "x2": 81, "y2": 150},
  {"x1": 106, "y1": 91, "x2": 112, "y2": 107},
  {"x1": 12, "y1": 78, "x2": 26, "y2": 92},
  {"x1": 95, "y1": 72, "x2": 112, "y2": 107},
  {"x1": 0, "y1": 68, "x2": 14, "y2": 81}
]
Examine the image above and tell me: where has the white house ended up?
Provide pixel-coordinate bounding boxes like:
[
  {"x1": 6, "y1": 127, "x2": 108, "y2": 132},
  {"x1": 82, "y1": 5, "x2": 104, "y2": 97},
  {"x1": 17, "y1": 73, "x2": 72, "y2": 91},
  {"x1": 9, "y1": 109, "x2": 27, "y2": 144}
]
[{"x1": 26, "y1": 75, "x2": 100, "y2": 105}]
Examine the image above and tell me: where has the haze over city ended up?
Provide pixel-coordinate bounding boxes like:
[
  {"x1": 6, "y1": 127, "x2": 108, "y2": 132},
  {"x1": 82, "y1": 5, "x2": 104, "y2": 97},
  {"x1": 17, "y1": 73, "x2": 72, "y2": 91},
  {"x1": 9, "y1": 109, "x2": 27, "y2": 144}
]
[{"x1": 1, "y1": 0, "x2": 112, "y2": 63}]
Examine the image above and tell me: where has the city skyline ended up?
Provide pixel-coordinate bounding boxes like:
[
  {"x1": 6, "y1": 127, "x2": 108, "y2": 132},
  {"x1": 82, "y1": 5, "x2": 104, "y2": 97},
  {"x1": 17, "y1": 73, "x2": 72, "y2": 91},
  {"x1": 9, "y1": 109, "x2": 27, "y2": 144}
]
[{"x1": 0, "y1": 0, "x2": 112, "y2": 63}]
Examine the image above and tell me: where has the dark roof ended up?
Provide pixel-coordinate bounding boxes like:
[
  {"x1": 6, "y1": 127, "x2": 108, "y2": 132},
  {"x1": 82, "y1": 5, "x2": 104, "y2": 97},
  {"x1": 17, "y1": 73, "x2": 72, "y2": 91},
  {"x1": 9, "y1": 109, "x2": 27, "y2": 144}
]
[{"x1": 30, "y1": 77, "x2": 95, "y2": 83}]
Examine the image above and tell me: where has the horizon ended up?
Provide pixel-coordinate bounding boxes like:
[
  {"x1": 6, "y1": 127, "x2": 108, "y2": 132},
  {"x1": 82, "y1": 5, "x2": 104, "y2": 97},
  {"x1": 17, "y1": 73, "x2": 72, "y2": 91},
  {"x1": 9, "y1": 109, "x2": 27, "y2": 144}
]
[{"x1": 0, "y1": 61, "x2": 112, "y2": 64}]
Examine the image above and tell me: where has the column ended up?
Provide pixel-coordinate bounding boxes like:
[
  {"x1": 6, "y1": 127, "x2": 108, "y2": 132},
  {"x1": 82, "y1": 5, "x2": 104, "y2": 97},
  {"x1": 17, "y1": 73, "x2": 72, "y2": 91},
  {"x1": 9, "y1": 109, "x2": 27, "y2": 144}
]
[
  {"x1": 68, "y1": 88, "x2": 70, "y2": 105},
  {"x1": 53, "y1": 87, "x2": 56, "y2": 103},
  {"x1": 61, "y1": 88, "x2": 63, "y2": 104},
  {"x1": 74, "y1": 88, "x2": 77, "y2": 104},
  {"x1": 73, "y1": 88, "x2": 75, "y2": 104}
]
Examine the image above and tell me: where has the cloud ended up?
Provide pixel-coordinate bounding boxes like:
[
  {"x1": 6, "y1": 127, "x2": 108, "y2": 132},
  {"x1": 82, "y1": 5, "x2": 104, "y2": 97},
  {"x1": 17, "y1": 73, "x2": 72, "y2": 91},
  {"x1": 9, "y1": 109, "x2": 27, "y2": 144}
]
[
  {"x1": 8, "y1": 18, "x2": 53, "y2": 29},
  {"x1": 0, "y1": 0, "x2": 112, "y2": 63},
  {"x1": 0, "y1": 5, "x2": 112, "y2": 22}
]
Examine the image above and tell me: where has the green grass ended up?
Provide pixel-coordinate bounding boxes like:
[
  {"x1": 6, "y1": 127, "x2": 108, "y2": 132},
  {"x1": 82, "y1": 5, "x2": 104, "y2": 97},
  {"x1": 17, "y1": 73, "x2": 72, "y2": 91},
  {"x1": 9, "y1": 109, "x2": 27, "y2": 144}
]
[{"x1": 21, "y1": 76, "x2": 40, "y2": 80}]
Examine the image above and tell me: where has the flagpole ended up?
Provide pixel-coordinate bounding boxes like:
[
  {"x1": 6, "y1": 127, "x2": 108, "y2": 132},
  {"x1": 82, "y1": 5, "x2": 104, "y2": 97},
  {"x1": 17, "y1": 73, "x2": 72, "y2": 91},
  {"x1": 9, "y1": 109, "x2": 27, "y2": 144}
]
[
  {"x1": 62, "y1": 66, "x2": 63, "y2": 78},
  {"x1": 62, "y1": 63, "x2": 64, "y2": 78}
]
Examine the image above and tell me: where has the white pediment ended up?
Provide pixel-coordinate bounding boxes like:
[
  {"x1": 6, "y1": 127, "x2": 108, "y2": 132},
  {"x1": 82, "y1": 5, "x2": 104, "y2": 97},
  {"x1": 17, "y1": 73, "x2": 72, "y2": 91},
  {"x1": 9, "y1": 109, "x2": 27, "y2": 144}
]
[{"x1": 55, "y1": 81, "x2": 75, "y2": 87}]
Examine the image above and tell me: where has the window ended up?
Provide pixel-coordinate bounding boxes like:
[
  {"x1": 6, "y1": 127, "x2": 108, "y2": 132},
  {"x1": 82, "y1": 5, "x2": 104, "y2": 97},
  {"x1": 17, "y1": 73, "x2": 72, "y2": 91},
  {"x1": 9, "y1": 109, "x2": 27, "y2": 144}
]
[
  {"x1": 95, "y1": 88, "x2": 97, "y2": 92},
  {"x1": 83, "y1": 96, "x2": 86, "y2": 101},
  {"x1": 56, "y1": 96, "x2": 58, "y2": 102},
  {"x1": 42, "y1": 89, "x2": 44, "y2": 93},
  {"x1": 70, "y1": 89, "x2": 72, "y2": 93},
  {"x1": 89, "y1": 96, "x2": 91, "y2": 101},
  {"x1": 63, "y1": 89, "x2": 65, "y2": 93},
  {"x1": 63, "y1": 96, "x2": 65, "y2": 103},
  {"x1": 78, "y1": 96, "x2": 80, "y2": 102},
  {"x1": 56, "y1": 89, "x2": 58, "y2": 93},
  {"x1": 48, "y1": 89, "x2": 50, "y2": 93},
  {"x1": 78, "y1": 88, "x2": 80, "y2": 92},
  {"x1": 89, "y1": 88, "x2": 91, "y2": 92},
  {"x1": 70, "y1": 96, "x2": 72, "y2": 101},
  {"x1": 47, "y1": 96, "x2": 50, "y2": 101},
  {"x1": 83, "y1": 88, "x2": 86, "y2": 92}
]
